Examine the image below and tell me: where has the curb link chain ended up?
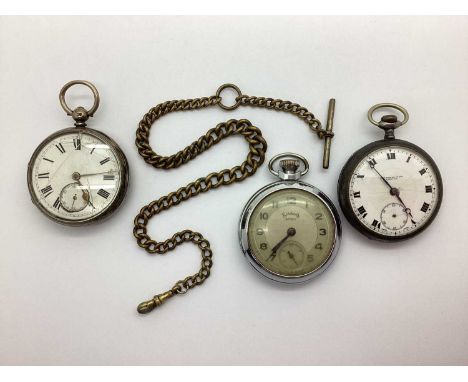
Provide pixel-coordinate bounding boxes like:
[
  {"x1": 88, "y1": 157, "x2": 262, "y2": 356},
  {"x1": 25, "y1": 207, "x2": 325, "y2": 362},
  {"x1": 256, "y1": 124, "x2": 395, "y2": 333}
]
[{"x1": 134, "y1": 84, "x2": 328, "y2": 314}]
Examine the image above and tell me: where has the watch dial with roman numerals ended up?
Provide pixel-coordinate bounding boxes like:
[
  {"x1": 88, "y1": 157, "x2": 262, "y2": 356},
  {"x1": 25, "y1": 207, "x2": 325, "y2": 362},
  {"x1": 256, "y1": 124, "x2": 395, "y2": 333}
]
[
  {"x1": 27, "y1": 127, "x2": 129, "y2": 225},
  {"x1": 338, "y1": 140, "x2": 443, "y2": 241}
]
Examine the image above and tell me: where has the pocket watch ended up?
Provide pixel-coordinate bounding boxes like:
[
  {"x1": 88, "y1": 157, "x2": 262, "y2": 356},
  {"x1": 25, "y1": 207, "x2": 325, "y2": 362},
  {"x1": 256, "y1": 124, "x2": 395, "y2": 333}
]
[
  {"x1": 239, "y1": 153, "x2": 341, "y2": 283},
  {"x1": 27, "y1": 80, "x2": 129, "y2": 225},
  {"x1": 338, "y1": 103, "x2": 443, "y2": 242}
]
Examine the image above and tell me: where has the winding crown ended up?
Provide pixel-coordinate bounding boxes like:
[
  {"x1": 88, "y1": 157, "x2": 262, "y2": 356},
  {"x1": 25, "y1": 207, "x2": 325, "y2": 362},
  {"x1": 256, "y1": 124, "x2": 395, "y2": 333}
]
[{"x1": 280, "y1": 159, "x2": 300, "y2": 173}]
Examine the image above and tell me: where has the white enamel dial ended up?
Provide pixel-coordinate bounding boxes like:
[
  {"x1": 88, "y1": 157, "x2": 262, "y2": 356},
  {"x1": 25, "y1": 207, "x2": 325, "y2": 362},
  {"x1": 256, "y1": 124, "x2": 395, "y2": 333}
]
[
  {"x1": 348, "y1": 145, "x2": 440, "y2": 237},
  {"x1": 29, "y1": 130, "x2": 123, "y2": 222}
]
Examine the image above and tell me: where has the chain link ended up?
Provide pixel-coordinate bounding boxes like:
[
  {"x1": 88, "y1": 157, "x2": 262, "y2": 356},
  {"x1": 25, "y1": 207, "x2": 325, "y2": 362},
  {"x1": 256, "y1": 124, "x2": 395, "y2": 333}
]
[
  {"x1": 134, "y1": 86, "x2": 327, "y2": 314},
  {"x1": 236, "y1": 94, "x2": 332, "y2": 138}
]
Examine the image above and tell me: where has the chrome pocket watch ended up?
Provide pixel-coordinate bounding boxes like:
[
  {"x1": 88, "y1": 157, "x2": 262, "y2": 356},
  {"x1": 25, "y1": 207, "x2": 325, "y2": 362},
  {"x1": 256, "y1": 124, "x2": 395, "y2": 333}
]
[
  {"x1": 338, "y1": 103, "x2": 443, "y2": 241},
  {"x1": 239, "y1": 153, "x2": 341, "y2": 283},
  {"x1": 27, "y1": 80, "x2": 129, "y2": 225}
]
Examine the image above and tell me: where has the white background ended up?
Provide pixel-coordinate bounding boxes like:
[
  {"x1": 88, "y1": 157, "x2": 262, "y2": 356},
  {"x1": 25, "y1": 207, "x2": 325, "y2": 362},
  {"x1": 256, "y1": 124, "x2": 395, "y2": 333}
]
[{"x1": 0, "y1": 16, "x2": 467, "y2": 365}]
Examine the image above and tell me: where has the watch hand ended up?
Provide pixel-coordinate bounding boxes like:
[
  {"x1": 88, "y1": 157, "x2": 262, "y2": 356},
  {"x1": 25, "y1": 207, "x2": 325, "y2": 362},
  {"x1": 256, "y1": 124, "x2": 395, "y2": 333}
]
[
  {"x1": 85, "y1": 178, "x2": 96, "y2": 210},
  {"x1": 287, "y1": 251, "x2": 298, "y2": 265},
  {"x1": 369, "y1": 162, "x2": 394, "y2": 190},
  {"x1": 76, "y1": 179, "x2": 92, "y2": 208},
  {"x1": 395, "y1": 194, "x2": 416, "y2": 224},
  {"x1": 267, "y1": 227, "x2": 296, "y2": 261},
  {"x1": 369, "y1": 163, "x2": 415, "y2": 221},
  {"x1": 79, "y1": 170, "x2": 116, "y2": 177}
]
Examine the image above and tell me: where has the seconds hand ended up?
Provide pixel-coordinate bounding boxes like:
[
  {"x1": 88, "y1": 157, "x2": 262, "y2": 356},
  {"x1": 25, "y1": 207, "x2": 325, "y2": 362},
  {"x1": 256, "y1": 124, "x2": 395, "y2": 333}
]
[
  {"x1": 287, "y1": 251, "x2": 298, "y2": 265},
  {"x1": 267, "y1": 227, "x2": 296, "y2": 261}
]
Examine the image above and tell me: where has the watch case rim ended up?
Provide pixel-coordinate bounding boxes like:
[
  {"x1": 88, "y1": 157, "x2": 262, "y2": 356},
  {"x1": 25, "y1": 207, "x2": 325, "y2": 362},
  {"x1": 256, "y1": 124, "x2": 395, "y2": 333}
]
[
  {"x1": 337, "y1": 138, "x2": 443, "y2": 242},
  {"x1": 27, "y1": 126, "x2": 130, "y2": 226},
  {"x1": 239, "y1": 180, "x2": 341, "y2": 284}
]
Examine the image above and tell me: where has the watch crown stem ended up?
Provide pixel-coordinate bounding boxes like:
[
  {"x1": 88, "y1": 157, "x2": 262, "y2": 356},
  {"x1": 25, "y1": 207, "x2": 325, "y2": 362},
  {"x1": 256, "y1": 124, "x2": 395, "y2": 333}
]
[
  {"x1": 381, "y1": 114, "x2": 398, "y2": 123},
  {"x1": 280, "y1": 159, "x2": 300, "y2": 173}
]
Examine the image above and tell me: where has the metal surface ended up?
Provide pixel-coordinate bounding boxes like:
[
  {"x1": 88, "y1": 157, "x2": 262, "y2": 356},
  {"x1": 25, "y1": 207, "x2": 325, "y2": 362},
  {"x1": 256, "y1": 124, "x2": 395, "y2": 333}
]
[
  {"x1": 367, "y1": 103, "x2": 409, "y2": 128},
  {"x1": 339, "y1": 103, "x2": 442, "y2": 242},
  {"x1": 239, "y1": 180, "x2": 341, "y2": 283},
  {"x1": 322, "y1": 98, "x2": 335, "y2": 169},
  {"x1": 27, "y1": 127, "x2": 129, "y2": 226},
  {"x1": 235, "y1": 90, "x2": 336, "y2": 169},
  {"x1": 337, "y1": 139, "x2": 443, "y2": 242},
  {"x1": 268, "y1": 152, "x2": 309, "y2": 181},
  {"x1": 59, "y1": 80, "x2": 100, "y2": 126},
  {"x1": 133, "y1": 83, "x2": 335, "y2": 313},
  {"x1": 215, "y1": 83, "x2": 242, "y2": 111},
  {"x1": 28, "y1": 81, "x2": 128, "y2": 226}
]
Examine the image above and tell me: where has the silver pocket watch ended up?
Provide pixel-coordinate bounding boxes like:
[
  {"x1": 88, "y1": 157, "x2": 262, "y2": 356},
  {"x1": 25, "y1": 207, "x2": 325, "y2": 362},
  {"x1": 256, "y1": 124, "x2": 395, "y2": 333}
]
[
  {"x1": 338, "y1": 103, "x2": 443, "y2": 241},
  {"x1": 239, "y1": 153, "x2": 341, "y2": 283},
  {"x1": 27, "y1": 80, "x2": 129, "y2": 225}
]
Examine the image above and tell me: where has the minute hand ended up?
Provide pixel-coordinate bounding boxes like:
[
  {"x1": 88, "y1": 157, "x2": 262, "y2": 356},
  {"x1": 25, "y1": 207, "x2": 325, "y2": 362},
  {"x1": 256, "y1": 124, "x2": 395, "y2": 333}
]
[
  {"x1": 370, "y1": 163, "x2": 416, "y2": 223},
  {"x1": 370, "y1": 164, "x2": 394, "y2": 190},
  {"x1": 267, "y1": 227, "x2": 296, "y2": 261},
  {"x1": 80, "y1": 170, "x2": 115, "y2": 177}
]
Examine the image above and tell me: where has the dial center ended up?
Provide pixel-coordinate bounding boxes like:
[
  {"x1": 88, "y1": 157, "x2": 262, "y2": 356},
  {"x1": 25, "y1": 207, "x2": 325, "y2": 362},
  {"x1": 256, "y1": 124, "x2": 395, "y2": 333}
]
[
  {"x1": 72, "y1": 171, "x2": 81, "y2": 181},
  {"x1": 389, "y1": 187, "x2": 400, "y2": 196}
]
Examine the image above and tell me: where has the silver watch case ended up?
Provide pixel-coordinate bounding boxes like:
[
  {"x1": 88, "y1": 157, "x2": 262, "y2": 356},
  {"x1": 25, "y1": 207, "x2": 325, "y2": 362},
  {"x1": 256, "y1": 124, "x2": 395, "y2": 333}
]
[
  {"x1": 239, "y1": 180, "x2": 341, "y2": 284},
  {"x1": 27, "y1": 126, "x2": 129, "y2": 226}
]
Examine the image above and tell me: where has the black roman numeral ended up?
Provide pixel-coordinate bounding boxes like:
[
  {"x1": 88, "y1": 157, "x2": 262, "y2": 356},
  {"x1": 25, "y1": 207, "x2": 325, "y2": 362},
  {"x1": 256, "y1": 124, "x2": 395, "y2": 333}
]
[
  {"x1": 97, "y1": 189, "x2": 110, "y2": 199},
  {"x1": 368, "y1": 158, "x2": 377, "y2": 167},
  {"x1": 53, "y1": 197, "x2": 61, "y2": 210},
  {"x1": 40, "y1": 185, "x2": 53, "y2": 198},
  {"x1": 421, "y1": 202, "x2": 430, "y2": 213},
  {"x1": 100, "y1": 157, "x2": 110, "y2": 165},
  {"x1": 357, "y1": 206, "x2": 367, "y2": 218},
  {"x1": 43, "y1": 157, "x2": 54, "y2": 163},
  {"x1": 55, "y1": 143, "x2": 66, "y2": 154},
  {"x1": 103, "y1": 174, "x2": 115, "y2": 181},
  {"x1": 73, "y1": 138, "x2": 81, "y2": 150},
  {"x1": 37, "y1": 172, "x2": 49, "y2": 179},
  {"x1": 90, "y1": 147, "x2": 95, "y2": 155},
  {"x1": 419, "y1": 168, "x2": 427, "y2": 176},
  {"x1": 387, "y1": 152, "x2": 396, "y2": 160},
  {"x1": 371, "y1": 219, "x2": 381, "y2": 229},
  {"x1": 425, "y1": 185, "x2": 433, "y2": 193},
  {"x1": 353, "y1": 191, "x2": 361, "y2": 198},
  {"x1": 406, "y1": 156, "x2": 411, "y2": 163},
  {"x1": 356, "y1": 174, "x2": 365, "y2": 178}
]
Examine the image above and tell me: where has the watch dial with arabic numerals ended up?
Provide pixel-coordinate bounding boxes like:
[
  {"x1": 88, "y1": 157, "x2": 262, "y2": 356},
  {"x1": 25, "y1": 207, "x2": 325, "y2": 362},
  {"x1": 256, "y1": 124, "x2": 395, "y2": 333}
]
[
  {"x1": 240, "y1": 183, "x2": 341, "y2": 283},
  {"x1": 27, "y1": 127, "x2": 129, "y2": 225},
  {"x1": 338, "y1": 140, "x2": 443, "y2": 241}
]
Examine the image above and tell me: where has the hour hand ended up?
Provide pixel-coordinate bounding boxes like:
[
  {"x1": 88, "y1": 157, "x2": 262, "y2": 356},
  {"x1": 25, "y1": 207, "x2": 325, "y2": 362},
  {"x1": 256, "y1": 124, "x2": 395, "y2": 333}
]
[{"x1": 267, "y1": 227, "x2": 296, "y2": 261}]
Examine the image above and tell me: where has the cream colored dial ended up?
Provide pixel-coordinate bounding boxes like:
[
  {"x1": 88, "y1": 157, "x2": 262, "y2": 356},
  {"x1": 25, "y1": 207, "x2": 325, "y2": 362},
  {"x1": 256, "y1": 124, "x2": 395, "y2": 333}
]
[{"x1": 247, "y1": 189, "x2": 336, "y2": 277}]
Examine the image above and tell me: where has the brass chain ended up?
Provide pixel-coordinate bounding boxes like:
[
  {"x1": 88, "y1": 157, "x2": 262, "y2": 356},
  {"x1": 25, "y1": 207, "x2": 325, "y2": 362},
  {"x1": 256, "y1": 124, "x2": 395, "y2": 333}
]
[{"x1": 134, "y1": 84, "x2": 331, "y2": 314}]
